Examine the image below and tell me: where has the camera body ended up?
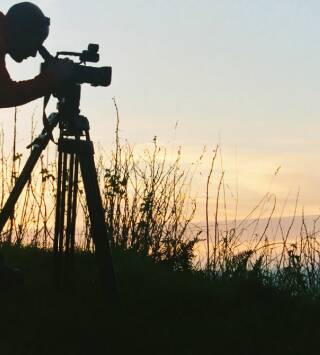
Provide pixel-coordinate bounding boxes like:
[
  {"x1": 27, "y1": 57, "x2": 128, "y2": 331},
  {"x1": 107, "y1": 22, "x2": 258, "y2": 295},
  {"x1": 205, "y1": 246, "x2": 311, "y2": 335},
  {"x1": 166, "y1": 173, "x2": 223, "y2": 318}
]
[
  {"x1": 38, "y1": 44, "x2": 111, "y2": 135},
  {"x1": 39, "y1": 44, "x2": 112, "y2": 90}
]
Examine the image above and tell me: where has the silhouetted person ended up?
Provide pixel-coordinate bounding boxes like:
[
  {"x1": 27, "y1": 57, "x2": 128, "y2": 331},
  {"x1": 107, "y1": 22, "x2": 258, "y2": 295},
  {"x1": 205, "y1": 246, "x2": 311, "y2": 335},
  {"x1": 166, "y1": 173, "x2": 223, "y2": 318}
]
[
  {"x1": 0, "y1": 2, "x2": 72, "y2": 288},
  {"x1": 0, "y1": 2, "x2": 73, "y2": 108}
]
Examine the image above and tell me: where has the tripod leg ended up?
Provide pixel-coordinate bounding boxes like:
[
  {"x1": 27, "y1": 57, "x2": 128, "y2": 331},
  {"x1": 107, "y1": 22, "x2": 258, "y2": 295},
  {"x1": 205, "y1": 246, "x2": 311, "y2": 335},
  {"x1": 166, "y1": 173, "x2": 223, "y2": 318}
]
[
  {"x1": 0, "y1": 134, "x2": 52, "y2": 234},
  {"x1": 66, "y1": 153, "x2": 75, "y2": 255},
  {"x1": 53, "y1": 149, "x2": 64, "y2": 286},
  {"x1": 53, "y1": 149, "x2": 63, "y2": 254},
  {"x1": 70, "y1": 155, "x2": 79, "y2": 254},
  {"x1": 78, "y1": 142, "x2": 118, "y2": 302},
  {"x1": 53, "y1": 149, "x2": 69, "y2": 286},
  {"x1": 65, "y1": 153, "x2": 77, "y2": 279},
  {"x1": 59, "y1": 152, "x2": 68, "y2": 253}
]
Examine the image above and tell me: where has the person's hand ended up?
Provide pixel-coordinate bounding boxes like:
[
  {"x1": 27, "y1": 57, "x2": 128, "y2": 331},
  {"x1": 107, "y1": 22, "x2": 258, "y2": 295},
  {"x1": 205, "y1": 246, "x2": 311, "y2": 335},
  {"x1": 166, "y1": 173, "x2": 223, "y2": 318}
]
[{"x1": 45, "y1": 58, "x2": 75, "y2": 84}]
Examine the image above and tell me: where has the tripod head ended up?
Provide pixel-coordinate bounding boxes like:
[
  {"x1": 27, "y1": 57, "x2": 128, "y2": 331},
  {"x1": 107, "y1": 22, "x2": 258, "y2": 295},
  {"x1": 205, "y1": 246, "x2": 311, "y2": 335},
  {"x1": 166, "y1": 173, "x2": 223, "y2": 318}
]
[{"x1": 56, "y1": 84, "x2": 88, "y2": 137}]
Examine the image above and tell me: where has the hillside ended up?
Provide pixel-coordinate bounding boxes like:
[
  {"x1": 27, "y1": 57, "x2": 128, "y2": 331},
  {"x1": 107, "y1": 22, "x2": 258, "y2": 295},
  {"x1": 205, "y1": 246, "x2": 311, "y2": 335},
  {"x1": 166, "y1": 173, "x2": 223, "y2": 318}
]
[{"x1": 0, "y1": 244, "x2": 319, "y2": 355}]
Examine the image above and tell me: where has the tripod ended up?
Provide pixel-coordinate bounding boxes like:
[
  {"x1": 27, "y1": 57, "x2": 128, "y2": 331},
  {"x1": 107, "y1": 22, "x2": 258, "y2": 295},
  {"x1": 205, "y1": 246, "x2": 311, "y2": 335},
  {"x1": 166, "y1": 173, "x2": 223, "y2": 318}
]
[{"x1": 0, "y1": 84, "x2": 118, "y2": 301}]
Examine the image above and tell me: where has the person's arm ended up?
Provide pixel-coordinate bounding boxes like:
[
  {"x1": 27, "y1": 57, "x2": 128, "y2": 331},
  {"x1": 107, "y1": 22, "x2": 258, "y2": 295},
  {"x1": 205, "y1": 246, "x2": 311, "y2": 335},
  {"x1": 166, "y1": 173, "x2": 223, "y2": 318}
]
[{"x1": 0, "y1": 56, "x2": 57, "y2": 108}]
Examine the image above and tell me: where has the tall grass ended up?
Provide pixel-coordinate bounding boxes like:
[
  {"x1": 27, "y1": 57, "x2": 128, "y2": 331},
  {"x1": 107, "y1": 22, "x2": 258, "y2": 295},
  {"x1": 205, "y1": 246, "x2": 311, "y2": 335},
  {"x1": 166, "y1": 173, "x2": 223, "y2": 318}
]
[{"x1": 1, "y1": 102, "x2": 320, "y2": 295}]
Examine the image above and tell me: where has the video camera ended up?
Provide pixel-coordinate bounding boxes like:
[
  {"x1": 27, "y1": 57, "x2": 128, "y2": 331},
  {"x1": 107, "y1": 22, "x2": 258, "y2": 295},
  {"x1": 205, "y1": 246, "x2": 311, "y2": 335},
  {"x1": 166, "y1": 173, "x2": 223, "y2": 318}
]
[{"x1": 38, "y1": 44, "x2": 112, "y2": 88}]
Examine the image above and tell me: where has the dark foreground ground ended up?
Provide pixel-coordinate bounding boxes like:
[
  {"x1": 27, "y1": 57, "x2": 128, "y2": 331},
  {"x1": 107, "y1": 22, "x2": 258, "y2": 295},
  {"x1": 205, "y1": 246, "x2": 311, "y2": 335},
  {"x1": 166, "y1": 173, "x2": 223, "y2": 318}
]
[{"x1": 0, "y1": 244, "x2": 319, "y2": 355}]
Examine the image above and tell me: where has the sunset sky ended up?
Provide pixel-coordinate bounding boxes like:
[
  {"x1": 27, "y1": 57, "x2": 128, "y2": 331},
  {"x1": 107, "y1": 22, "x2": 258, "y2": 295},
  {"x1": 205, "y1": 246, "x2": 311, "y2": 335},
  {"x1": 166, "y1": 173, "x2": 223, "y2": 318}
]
[{"x1": 1, "y1": 0, "x2": 320, "y2": 220}]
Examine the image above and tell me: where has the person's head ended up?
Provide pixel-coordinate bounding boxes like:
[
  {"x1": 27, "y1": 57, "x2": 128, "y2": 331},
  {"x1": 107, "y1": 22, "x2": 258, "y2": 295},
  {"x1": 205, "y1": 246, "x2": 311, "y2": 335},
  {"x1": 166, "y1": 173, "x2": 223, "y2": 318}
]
[{"x1": 5, "y1": 2, "x2": 50, "y2": 62}]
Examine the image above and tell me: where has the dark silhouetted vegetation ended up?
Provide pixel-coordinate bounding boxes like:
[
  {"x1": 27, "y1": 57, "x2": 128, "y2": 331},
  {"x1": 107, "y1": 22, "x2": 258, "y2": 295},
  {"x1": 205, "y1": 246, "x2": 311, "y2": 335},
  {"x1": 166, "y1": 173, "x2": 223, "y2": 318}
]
[
  {"x1": 1, "y1": 104, "x2": 320, "y2": 354},
  {"x1": 0, "y1": 243, "x2": 320, "y2": 355}
]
